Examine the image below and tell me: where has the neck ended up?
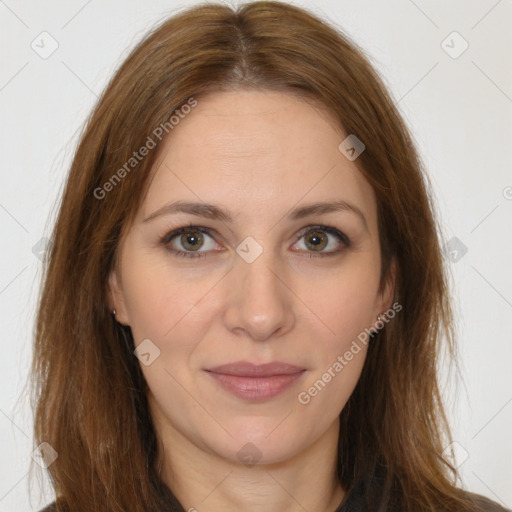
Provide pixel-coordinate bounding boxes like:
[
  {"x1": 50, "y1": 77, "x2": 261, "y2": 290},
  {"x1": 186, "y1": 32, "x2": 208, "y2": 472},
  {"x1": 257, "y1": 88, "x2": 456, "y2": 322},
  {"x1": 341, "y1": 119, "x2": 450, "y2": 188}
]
[{"x1": 153, "y1": 407, "x2": 345, "y2": 512}]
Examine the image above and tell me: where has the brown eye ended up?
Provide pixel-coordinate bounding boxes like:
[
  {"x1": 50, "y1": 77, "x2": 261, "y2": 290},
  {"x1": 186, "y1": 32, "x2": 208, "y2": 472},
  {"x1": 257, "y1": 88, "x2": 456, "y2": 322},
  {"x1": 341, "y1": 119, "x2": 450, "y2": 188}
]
[
  {"x1": 179, "y1": 230, "x2": 204, "y2": 251},
  {"x1": 304, "y1": 230, "x2": 328, "y2": 251},
  {"x1": 160, "y1": 226, "x2": 218, "y2": 258},
  {"x1": 293, "y1": 226, "x2": 350, "y2": 257}
]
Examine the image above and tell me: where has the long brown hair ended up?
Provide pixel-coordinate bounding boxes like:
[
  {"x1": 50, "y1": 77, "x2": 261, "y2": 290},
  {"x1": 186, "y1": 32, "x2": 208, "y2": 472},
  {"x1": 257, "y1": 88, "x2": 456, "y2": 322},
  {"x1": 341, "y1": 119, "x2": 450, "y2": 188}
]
[{"x1": 31, "y1": 2, "x2": 483, "y2": 511}]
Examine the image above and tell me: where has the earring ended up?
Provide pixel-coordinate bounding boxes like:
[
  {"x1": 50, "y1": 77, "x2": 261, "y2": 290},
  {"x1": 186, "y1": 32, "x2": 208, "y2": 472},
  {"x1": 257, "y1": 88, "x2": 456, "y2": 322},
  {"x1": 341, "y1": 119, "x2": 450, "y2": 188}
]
[
  {"x1": 369, "y1": 314, "x2": 385, "y2": 340},
  {"x1": 112, "y1": 309, "x2": 116, "y2": 317},
  {"x1": 377, "y1": 314, "x2": 386, "y2": 328}
]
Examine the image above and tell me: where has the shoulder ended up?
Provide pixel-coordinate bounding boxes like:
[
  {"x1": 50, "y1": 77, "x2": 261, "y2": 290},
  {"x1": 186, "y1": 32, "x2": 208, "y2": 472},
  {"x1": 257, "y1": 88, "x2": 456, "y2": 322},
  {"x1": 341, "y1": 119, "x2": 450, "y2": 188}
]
[{"x1": 463, "y1": 491, "x2": 511, "y2": 512}]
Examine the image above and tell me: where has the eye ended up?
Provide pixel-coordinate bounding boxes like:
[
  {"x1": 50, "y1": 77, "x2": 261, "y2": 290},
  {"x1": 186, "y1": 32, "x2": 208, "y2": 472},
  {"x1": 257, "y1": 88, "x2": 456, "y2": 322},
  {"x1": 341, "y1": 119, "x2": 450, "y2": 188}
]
[
  {"x1": 159, "y1": 224, "x2": 351, "y2": 259},
  {"x1": 292, "y1": 225, "x2": 351, "y2": 258},
  {"x1": 160, "y1": 225, "x2": 219, "y2": 259}
]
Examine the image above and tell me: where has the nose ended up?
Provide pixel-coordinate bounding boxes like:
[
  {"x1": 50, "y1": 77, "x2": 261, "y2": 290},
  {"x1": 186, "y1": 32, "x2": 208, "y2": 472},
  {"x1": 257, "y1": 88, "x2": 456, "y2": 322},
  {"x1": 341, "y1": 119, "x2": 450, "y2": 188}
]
[{"x1": 222, "y1": 246, "x2": 295, "y2": 342}]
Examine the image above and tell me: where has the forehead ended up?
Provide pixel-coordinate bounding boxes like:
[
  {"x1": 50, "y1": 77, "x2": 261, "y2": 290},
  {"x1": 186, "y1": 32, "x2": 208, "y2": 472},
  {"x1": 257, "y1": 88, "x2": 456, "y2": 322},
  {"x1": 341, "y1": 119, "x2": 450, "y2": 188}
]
[
  {"x1": 157, "y1": 89, "x2": 344, "y2": 167},
  {"x1": 139, "y1": 89, "x2": 377, "y2": 230}
]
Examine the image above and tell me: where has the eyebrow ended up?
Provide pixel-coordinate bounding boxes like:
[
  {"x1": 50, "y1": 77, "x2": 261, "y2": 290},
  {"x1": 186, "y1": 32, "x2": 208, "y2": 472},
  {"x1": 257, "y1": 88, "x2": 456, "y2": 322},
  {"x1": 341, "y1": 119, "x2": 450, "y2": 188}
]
[{"x1": 142, "y1": 199, "x2": 368, "y2": 231}]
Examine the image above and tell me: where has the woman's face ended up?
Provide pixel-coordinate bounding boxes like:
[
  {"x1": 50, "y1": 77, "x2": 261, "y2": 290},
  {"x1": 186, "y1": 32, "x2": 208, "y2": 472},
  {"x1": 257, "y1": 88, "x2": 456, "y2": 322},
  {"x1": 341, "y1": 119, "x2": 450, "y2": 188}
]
[{"x1": 109, "y1": 89, "x2": 394, "y2": 466}]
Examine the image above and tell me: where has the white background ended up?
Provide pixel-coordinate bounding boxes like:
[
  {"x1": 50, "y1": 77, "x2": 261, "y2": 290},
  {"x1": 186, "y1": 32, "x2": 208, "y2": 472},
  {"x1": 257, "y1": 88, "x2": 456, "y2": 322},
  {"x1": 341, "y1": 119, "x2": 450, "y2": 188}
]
[{"x1": 1, "y1": 1, "x2": 511, "y2": 510}]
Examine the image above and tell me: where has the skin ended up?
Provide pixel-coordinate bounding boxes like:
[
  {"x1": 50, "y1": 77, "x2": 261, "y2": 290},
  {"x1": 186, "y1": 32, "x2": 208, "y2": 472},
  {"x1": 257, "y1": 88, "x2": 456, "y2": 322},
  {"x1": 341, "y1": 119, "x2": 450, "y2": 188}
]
[{"x1": 108, "y1": 89, "x2": 395, "y2": 512}]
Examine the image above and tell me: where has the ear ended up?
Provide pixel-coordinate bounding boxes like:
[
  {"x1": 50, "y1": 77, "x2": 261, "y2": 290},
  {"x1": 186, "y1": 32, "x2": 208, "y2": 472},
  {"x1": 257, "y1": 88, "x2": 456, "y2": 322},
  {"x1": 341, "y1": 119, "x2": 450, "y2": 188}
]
[
  {"x1": 378, "y1": 258, "x2": 396, "y2": 315},
  {"x1": 107, "y1": 267, "x2": 130, "y2": 325}
]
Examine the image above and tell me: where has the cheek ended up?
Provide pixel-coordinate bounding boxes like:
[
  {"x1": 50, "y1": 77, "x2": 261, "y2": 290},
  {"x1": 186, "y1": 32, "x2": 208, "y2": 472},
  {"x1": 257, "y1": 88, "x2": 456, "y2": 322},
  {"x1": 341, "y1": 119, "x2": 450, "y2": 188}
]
[
  {"x1": 297, "y1": 344, "x2": 367, "y2": 429},
  {"x1": 291, "y1": 258, "x2": 378, "y2": 412},
  {"x1": 295, "y1": 266, "x2": 375, "y2": 415},
  {"x1": 300, "y1": 257, "x2": 381, "y2": 346},
  {"x1": 120, "y1": 254, "x2": 223, "y2": 402},
  {"x1": 120, "y1": 248, "x2": 209, "y2": 341}
]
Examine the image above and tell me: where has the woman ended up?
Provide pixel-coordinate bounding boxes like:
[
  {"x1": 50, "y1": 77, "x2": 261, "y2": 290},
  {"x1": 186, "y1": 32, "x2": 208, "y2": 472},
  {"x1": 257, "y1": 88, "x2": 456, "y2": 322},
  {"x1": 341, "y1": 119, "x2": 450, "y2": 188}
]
[{"x1": 32, "y1": 2, "x2": 509, "y2": 511}]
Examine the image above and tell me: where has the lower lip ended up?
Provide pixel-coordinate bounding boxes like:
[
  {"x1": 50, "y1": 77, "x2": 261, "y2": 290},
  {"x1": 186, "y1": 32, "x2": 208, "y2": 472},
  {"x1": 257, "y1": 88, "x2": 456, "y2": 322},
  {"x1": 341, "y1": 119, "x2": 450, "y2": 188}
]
[{"x1": 205, "y1": 371, "x2": 306, "y2": 401}]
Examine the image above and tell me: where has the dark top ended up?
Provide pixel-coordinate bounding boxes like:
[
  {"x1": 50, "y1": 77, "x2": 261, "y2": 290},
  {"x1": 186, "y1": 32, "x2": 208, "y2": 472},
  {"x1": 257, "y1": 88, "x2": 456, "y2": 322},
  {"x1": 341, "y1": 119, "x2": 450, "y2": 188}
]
[
  {"x1": 39, "y1": 480, "x2": 511, "y2": 512},
  {"x1": 328, "y1": 477, "x2": 511, "y2": 512}
]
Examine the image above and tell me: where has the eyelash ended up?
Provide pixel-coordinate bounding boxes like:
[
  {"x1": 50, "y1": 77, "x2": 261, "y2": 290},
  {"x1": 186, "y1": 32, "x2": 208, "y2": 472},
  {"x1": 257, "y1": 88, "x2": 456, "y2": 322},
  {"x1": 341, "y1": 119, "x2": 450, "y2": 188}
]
[{"x1": 159, "y1": 223, "x2": 351, "y2": 260}]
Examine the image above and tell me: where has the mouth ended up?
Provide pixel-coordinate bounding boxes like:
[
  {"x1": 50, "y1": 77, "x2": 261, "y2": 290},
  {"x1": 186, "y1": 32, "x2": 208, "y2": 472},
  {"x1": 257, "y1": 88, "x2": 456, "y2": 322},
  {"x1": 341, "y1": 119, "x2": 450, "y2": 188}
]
[{"x1": 204, "y1": 361, "x2": 307, "y2": 401}]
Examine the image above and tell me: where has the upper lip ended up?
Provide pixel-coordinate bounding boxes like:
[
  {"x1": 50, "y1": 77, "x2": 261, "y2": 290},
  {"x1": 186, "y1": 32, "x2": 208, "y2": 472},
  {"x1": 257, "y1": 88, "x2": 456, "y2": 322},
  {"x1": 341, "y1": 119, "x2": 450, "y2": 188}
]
[{"x1": 205, "y1": 361, "x2": 306, "y2": 377}]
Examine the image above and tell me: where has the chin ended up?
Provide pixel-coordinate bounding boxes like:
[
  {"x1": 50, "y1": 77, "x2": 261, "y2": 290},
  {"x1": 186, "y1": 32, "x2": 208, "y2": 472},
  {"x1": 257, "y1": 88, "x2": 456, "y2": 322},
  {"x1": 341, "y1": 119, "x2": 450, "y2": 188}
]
[{"x1": 203, "y1": 421, "x2": 311, "y2": 467}]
